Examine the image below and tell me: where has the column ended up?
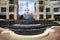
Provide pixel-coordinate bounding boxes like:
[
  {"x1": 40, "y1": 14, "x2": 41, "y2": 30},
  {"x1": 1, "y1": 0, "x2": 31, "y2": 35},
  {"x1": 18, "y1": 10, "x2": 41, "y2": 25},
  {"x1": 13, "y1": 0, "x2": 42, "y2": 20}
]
[
  {"x1": 35, "y1": 0, "x2": 39, "y2": 20},
  {"x1": 14, "y1": 4, "x2": 17, "y2": 20},
  {"x1": 6, "y1": 0, "x2": 9, "y2": 20},
  {"x1": 36, "y1": 0, "x2": 39, "y2": 14},
  {"x1": 51, "y1": 6, "x2": 54, "y2": 20}
]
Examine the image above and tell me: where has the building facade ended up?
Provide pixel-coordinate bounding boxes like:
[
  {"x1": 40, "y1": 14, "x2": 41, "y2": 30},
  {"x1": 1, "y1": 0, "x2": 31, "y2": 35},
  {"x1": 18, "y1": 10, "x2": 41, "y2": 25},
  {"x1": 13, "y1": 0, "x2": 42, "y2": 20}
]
[
  {"x1": 34, "y1": 0, "x2": 60, "y2": 20},
  {"x1": 0, "y1": 0, "x2": 18, "y2": 20}
]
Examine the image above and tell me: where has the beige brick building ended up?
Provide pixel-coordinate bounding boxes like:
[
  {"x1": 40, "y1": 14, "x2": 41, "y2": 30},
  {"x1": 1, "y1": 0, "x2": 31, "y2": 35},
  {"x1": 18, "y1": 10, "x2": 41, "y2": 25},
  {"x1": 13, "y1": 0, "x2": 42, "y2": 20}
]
[
  {"x1": 34, "y1": 0, "x2": 60, "y2": 20},
  {"x1": 0, "y1": 0, "x2": 18, "y2": 20}
]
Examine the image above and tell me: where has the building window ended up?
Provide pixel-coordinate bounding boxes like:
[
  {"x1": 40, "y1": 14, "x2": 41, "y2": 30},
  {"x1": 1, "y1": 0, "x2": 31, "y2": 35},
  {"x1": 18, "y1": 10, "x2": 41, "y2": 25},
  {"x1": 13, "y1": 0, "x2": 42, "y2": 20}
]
[
  {"x1": 46, "y1": 8, "x2": 50, "y2": 12},
  {"x1": 9, "y1": 6, "x2": 14, "y2": 12},
  {"x1": 39, "y1": 14, "x2": 43, "y2": 19},
  {"x1": 54, "y1": 8, "x2": 59, "y2": 12},
  {"x1": 39, "y1": 1, "x2": 43, "y2": 4},
  {"x1": 46, "y1": 15, "x2": 51, "y2": 19},
  {"x1": 39, "y1": 6, "x2": 44, "y2": 12},
  {"x1": 9, "y1": 14, "x2": 14, "y2": 19},
  {"x1": 1, "y1": 7, "x2": 6, "y2": 12},
  {"x1": 9, "y1": 0, "x2": 14, "y2": 4}
]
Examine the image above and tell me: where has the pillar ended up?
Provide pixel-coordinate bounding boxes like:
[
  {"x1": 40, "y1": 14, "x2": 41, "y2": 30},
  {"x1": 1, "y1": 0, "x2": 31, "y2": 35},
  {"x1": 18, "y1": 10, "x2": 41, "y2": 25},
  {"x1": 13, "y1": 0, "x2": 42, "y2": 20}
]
[{"x1": 51, "y1": 6, "x2": 54, "y2": 20}]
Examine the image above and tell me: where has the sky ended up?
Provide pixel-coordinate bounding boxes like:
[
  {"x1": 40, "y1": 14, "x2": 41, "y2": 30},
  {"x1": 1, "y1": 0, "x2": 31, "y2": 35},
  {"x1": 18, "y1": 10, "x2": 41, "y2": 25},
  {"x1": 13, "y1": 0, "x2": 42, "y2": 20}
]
[{"x1": 18, "y1": 0, "x2": 34, "y2": 15}]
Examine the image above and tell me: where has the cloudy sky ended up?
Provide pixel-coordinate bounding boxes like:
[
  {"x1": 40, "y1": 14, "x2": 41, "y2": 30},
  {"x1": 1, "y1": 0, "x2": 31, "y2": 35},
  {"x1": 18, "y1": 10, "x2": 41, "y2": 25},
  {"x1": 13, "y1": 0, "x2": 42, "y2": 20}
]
[{"x1": 18, "y1": 0, "x2": 34, "y2": 15}]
